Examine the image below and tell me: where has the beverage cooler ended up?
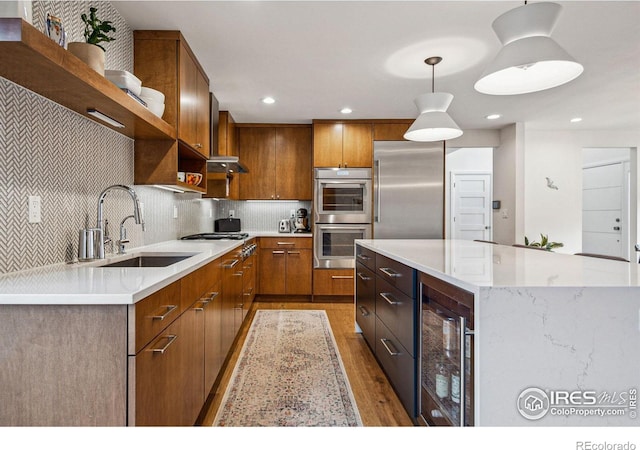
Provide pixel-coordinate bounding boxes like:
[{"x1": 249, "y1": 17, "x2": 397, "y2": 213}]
[{"x1": 419, "y1": 273, "x2": 475, "y2": 426}]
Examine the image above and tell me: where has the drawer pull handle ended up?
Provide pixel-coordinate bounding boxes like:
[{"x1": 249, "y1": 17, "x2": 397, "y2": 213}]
[
  {"x1": 379, "y1": 267, "x2": 401, "y2": 278},
  {"x1": 193, "y1": 143, "x2": 202, "y2": 149},
  {"x1": 244, "y1": 288, "x2": 254, "y2": 296},
  {"x1": 357, "y1": 254, "x2": 371, "y2": 261},
  {"x1": 223, "y1": 259, "x2": 240, "y2": 268},
  {"x1": 380, "y1": 338, "x2": 400, "y2": 356},
  {"x1": 193, "y1": 302, "x2": 206, "y2": 312},
  {"x1": 357, "y1": 272, "x2": 371, "y2": 281},
  {"x1": 272, "y1": 250, "x2": 285, "y2": 255},
  {"x1": 332, "y1": 275, "x2": 354, "y2": 280},
  {"x1": 277, "y1": 242, "x2": 295, "y2": 246},
  {"x1": 151, "y1": 304, "x2": 177, "y2": 321},
  {"x1": 209, "y1": 291, "x2": 219, "y2": 301},
  {"x1": 288, "y1": 251, "x2": 301, "y2": 255},
  {"x1": 359, "y1": 306, "x2": 370, "y2": 317},
  {"x1": 151, "y1": 335, "x2": 177, "y2": 354},
  {"x1": 380, "y1": 292, "x2": 400, "y2": 305}
]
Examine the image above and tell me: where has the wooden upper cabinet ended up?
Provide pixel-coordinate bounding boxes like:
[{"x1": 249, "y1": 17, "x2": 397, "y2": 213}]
[
  {"x1": 313, "y1": 122, "x2": 372, "y2": 168},
  {"x1": 239, "y1": 125, "x2": 312, "y2": 200},
  {"x1": 373, "y1": 122, "x2": 412, "y2": 141},
  {"x1": 239, "y1": 127, "x2": 276, "y2": 199},
  {"x1": 275, "y1": 127, "x2": 312, "y2": 200},
  {"x1": 134, "y1": 31, "x2": 210, "y2": 158}
]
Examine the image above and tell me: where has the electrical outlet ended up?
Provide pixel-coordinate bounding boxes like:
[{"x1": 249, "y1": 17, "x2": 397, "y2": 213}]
[
  {"x1": 229, "y1": 210, "x2": 235, "y2": 218},
  {"x1": 173, "y1": 205, "x2": 178, "y2": 219},
  {"x1": 209, "y1": 208, "x2": 213, "y2": 218},
  {"x1": 28, "y1": 195, "x2": 41, "y2": 223},
  {"x1": 501, "y1": 208, "x2": 509, "y2": 219},
  {"x1": 139, "y1": 202, "x2": 145, "y2": 220},
  {"x1": 290, "y1": 209, "x2": 295, "y2": 218}
]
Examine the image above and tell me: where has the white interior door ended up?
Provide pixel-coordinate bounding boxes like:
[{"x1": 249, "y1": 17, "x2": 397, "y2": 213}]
[
  {"x1": 451, "y1": 172, "x2": 492, "y2": 241},
  {"x1": 582, "y1": 161, "x2": 630, "y2": 260}
]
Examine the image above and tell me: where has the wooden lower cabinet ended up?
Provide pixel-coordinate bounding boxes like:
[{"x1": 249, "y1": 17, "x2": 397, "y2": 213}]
[
  {"x1": 258, "y1": 237, "x2": 312, "y2": 296},
  {"x1": 313, "y1": 268, "x2": 355, "y2": 297}
]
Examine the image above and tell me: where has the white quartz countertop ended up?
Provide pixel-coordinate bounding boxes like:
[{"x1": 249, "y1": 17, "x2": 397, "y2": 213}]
[
  {"x1": 0, "y1": 240, "x2": 244, "y2": 305},
  {"x1": 356, "y1": 239, "x2": 640, "y2": 291}
]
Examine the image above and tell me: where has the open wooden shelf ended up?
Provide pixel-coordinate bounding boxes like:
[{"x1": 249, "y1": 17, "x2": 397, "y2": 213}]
[{"x1": 0, "y1": 18, "x2": 175, "y2": 140}]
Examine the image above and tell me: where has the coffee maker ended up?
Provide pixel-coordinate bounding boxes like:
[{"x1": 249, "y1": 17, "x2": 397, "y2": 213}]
[{"x1": 293, "y1": 208, "x2": 309, "y2": 233}]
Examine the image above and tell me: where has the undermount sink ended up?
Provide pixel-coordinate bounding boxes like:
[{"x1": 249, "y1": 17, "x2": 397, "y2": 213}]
[{"x1": 98, "y1": 253, "x2": 197, "y2": 268}]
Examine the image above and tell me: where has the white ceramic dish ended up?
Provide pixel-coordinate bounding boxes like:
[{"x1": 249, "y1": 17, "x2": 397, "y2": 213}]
[
  {"x1": 105, "y1": 70, "x2": 142, "y2": 96},
  {"x1": 144, "y1": 100, "x2": 165, "y2": 118},
  {"x1": 140, "y1": 86, "x2": 165, "y2": 103}
]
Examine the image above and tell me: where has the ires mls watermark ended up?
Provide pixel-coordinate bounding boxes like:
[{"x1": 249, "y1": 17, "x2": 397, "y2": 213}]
[{"x1": 516, "y1": 386, "x2": 637, "y2": 421}]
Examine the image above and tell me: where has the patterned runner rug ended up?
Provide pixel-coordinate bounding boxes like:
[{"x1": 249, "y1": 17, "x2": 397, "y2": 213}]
[{"x1": 213, "y1": 309, "x2": 363, "y2": 426}]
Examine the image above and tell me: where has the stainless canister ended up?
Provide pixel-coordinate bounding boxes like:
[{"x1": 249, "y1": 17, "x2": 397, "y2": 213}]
[{"x1": 78, "y1": 228, "x2": 103, "y2": 261}]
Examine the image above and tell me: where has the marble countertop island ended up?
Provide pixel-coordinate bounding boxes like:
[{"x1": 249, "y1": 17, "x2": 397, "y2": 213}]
[{"x1": 356, "y1": 239, "x2": 640, "y2": 426}]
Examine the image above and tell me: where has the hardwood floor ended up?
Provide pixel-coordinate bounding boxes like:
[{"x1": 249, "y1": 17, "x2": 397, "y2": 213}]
[{"x1": 199, "y1": 300, "x2": 414, "y2": 426}]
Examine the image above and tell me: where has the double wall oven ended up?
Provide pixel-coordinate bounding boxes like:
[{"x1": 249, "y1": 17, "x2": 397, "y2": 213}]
[{"x1": 313, "y1": 168, "x2": 372, "y2": 268}]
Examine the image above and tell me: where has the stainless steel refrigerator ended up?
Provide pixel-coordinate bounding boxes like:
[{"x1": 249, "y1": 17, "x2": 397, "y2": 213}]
[{"x1": 373, "y1": 141, "x2": 444, "y2": 239}]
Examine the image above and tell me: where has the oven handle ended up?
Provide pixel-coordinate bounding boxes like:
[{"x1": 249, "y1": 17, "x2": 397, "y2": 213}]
[
  {"x1": 316, "y1": 225, "x2": 369, "y2": 231},
  {"x1": 320, "y1": 181, "x2": 368, "y2": 189}
]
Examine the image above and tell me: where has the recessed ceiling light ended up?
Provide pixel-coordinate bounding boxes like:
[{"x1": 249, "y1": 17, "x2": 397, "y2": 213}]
[
  {"x1": 340, "y1": 107, "x2": 352, "y2": 114},
  {"x1": 262, "y1": 97, "x2": 275, "y2": 104},
  {"x1": 570, "y1": 117, "x2": 582, "y2": 123},
  {"x1": 486, "y1": 114, "x2": 501, "y2": 120}
]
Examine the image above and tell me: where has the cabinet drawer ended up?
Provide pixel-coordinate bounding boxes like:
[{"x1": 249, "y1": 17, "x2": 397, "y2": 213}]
[
  {"x1": 181, "y1": 259, "x2": 221, "y2": 307},
  {"x1": 355, "y1": 245, "x2": 375, "y2": 271},
  {"x1": 260, "y1": 236, "x2": 312, "y2": 249},
  {"x1": 134, "y1": 280, "x2": 183, "y2": 354},
  {"x1": 376, "y1": 254, "x2": 415, "y2": 297},
  {"x1": 376, "y1": 277, "x2": 416, "y2": 357},
  {"x1": 313, "y1": 268, "x2": 354, "y2": 296},
  {"x1": 375, "y1": 316, "x2": 417, "y2": 417},
  {"x1": 355, "y1": 263, "x2": 375, "y2": 347}
]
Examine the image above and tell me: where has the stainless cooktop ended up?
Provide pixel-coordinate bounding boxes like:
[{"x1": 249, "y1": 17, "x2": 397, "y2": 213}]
[{"x1": 180, "y1": 232, "x2": 249, "y2": 241}]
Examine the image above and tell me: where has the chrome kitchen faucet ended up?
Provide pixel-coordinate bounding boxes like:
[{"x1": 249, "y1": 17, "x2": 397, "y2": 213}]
[{"x1": 96, "y1": 185, "x2": 145, "y2": 259}]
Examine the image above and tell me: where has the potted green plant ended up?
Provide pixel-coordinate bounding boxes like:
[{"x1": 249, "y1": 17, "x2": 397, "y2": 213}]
[
  {"x1": 67, "y1": 7, "x2": 116, "y2": 76},
  {"x1": 524, "y1": 234, "x2": 564, "y2": 251}
]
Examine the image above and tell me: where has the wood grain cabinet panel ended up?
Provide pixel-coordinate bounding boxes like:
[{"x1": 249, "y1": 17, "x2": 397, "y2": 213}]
[
  {"x1": 258, "y1": 237, "x2": 312, "y2": 295},
  {"x1": 313, "y1": 268, "x2": 355, "y2": 296},
  {"x1": 239, "y1": 126, "x2": 312, "y2": 200},
  {"x1": 313, "y1": 122, "x2": 372, "y2": 168}
]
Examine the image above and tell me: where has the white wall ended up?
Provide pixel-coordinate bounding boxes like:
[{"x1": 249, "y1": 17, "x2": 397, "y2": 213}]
[
  {"x1": 444, "y1": 147, "x2": 494, "y2": 238},
  {"x1": 493, "y1": 123, "x2": 525, "y2": 245},
  {"x1": 524, "y1": 130, "x2": 639, "y2": 255}
]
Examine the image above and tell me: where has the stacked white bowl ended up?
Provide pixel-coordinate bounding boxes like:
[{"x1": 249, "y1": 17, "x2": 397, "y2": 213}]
[{"x1": 140, "y1": 87, "x2": 165, "y2": 119}]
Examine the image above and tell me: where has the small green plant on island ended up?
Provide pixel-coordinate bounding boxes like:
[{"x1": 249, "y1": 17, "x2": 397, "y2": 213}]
[
  {"x1": 81, "y1": 6, "x2": 116, "y2": 51},
  {"x1": 525, "y1": 234, "x2": 564, "y2": 251}
]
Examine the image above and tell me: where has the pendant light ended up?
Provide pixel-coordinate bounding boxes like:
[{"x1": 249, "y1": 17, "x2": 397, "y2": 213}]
[
  {"x1": 474, "y1": 1, "x2": 583, "y2": 95},
  {"x1": 404, "y1": 56, "x2": 463, "y2": 142}
]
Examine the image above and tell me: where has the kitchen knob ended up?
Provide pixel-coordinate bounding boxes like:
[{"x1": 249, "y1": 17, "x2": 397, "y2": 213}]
[{"x1": 613, "y1": 226, "x2": 621, "y2": 231}]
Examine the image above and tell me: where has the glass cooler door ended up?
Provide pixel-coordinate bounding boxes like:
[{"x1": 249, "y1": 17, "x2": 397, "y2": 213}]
[{"x1": 421, "y1": 300, "x2": 474, "y2": 426}]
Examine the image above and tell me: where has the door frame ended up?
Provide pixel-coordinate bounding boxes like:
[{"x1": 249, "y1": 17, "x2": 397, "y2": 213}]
[{"x1": 449, "y1": 171, "x2": 493, "y2": 241}]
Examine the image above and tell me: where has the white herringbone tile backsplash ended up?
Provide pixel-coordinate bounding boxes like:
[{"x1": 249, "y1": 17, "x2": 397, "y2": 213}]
[{"x1": 0, "y1": 1, "x2": 211, "y2": 274}]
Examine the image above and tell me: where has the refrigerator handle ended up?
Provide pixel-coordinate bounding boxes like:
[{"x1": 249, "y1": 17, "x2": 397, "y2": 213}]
[
  {"x1": 374, "y1": 159, "x2": 380, "y2": 223},
  {"x1": 460, "y1": 316, "x2": 474, "y2": 427}
]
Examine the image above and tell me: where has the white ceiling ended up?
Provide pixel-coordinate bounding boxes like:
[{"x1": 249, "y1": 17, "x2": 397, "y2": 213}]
[{"x1": 112, "y1": 1, "x2": 640, "y2": 131}]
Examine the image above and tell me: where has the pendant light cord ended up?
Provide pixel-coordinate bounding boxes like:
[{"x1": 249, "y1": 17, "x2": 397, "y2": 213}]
[{"x1": 431, "y1": 63, "x2": 435, "y2": 93}]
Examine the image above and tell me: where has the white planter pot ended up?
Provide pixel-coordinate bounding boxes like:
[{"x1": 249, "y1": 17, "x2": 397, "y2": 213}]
[{"x1": 68, "y1": 42, "x2": 105, "y2": 76}]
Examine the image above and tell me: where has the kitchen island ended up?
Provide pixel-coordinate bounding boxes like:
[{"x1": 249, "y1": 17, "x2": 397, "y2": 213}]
[{"x1": 355, "y1": 239, "x2": 640, "y2": 426}]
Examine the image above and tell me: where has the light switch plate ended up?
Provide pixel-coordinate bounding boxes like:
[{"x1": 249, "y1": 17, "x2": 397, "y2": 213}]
[{"x1": 173, "y1": 205, "x2": 178, "y2": 219}]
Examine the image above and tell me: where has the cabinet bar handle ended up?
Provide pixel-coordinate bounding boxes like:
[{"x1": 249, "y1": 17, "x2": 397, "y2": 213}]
[
  {"x1": 332, "y1": 275, "x2": 354, "y2": 280},
  {"x1": 151, "y1": 335, "x2": 177, "y2": 354},
  {"x1": 379, "y1": 292, "x2": 400, "y2": 305},
  {"x1": 193, "y1": 302, "x2": 206, "y2": 312},
  {"x1": 357, "y1": 254, "x2": 371, "y2": 261},
  {"x1": 380, "y1": 338, "x2": 400, "y2": 356},
  {"x1": 359, "y1": 306, "x2": 370, "y2": 317},
  {"x1": 379, "y1": 267, "x2": 401, "y2": 278},
  {"x1": 272, "y1": 250, "x2": 285, "y2": 255},
  {"x1": 209, "y1": 291, "x2": 219, "y2": 301},
  {"x1": 277, "y1": 242, "x2": 295, "y2": 246},
  {"x1": 193, "y1": 143, "x2": 202, "y2": 149},
  {"x1": 288, "y1": 251, "x2": 301, "y2": 255},
  {"x1": 223, "y1": 259, "x2": 239, "y2": 268},
  {"x1": 151, "y1": 304, "x2": 177, "y2": 321},
  {"x1": 357, "y1": 272, "x2": 371, "y2": 281}
]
